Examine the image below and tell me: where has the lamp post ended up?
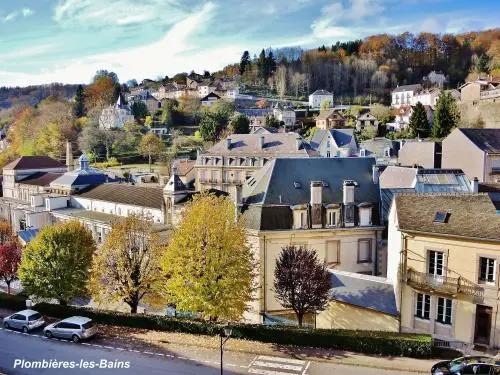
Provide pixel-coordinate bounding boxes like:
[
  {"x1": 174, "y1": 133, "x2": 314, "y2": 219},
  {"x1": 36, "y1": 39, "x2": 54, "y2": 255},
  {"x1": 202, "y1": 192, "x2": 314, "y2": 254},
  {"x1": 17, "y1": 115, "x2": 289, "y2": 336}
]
[{"x1": 220, "y1": 325, "x2": 232, "y2": 375}]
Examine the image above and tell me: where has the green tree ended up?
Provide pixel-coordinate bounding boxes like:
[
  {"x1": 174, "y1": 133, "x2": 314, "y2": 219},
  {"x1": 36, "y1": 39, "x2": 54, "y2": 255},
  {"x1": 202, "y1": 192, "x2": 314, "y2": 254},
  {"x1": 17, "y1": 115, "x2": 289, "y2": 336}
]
[
  {"x1": 320, "y1": 99, "x2": 330, "y2": 114},
  {"x1": 161, "y1": 193, "x2": 253, "y2": 321},
  {"x1": 139, "y1": 133, "x2": 164, "y2": 172},
  {"x1": 359, "y1": 124, "x2": 378, "y2": 140},
  {"x1": 199, "y1": 113, "x2": 223, "y2": 141},
  {"x1": 89, "y1": 216, "x2": 165, "y2": 313},
  {"x1": 74, "y1": 84, "x2": 86, "y2": 118},
  {"x1": 18, "y1": 221, "x2": 96, "y2": 305},
  {"x1": 432, "y1": 91, "x2": 460, "y2": 139},
  {"x1": 239, "y1": 51, "x2": 250, "y2": 75},
  {"x1": 408, "y1": 102, "x2": 430, "y2": 138},
  {"x1": 274, "y1": 245, "x2": 331, "y2": 327},
  {"x1": 230, "y1": 113, "x2": 250, "y2": 134},
  {"x1": 131, "y1": 101, "x2": 149, "y2": 121},
  {"x1": 370, "y1": 104, "x2": 394, "y2": 124}
]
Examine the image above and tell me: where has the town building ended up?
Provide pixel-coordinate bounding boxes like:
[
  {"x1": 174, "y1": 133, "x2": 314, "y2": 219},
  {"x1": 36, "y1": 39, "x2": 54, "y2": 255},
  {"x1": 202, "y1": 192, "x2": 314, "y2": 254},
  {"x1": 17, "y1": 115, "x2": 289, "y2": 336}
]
[
  {"x1": 200, "y1": 92, "x2": 220, "y2": 107},
  {"x1": 410, "y1": 88, "x2": 441, "y2": 106},
  {"x1": 99, "y1": 97, "x2": 135, "y2": 130},
  {"x1": 425, "y1": 71, "x2": 447, "y2": 88},
  {"x1": 391, "y1": 84, "x2": 423, "y2": 108},
  {"x1": 238, "y1": 109, "x2": 273, "y2": 132},
  {"x1": 390, "y1": 104, "x2": 434, "y2": 132},
  {"x1": 398, "y1": 140, "x2": 442, "y2": 169},
  {"x1": 194, "y1": 133, "x2": 318, "y2": 192},
  {"x1": 272, "y1": 103, "x2": 296, "y2": 128},
  {"x1": 310, "y1": 128, "x2": 358, "y2": 157},
  {"x1": 387, "y1": 193, "x2": 500, "y2": 348},
  {"x1": 172, "y1": 159, "x2": 196, "y2": 188},
  {"x1": 355, "y1": 112, "x2": 379, "y2": 132},
  {"x1": 309, "y1": 90, "x2": 333, "y2": 108},
  {"x1": 240, "y1": 157, "x2": 384, "y2": 323},
  {"x1": 315, "y1": 110, "x2": 346, "y2": 129},
  {"x1": 442, "y1": 128, "x2": 500, "y2": 183},
  {"x1": 358, "y1": 138, "x2": 399, "y2": 165},
  {"x1": 460, "y1": 78, "x2": 500, "y2": 103}
]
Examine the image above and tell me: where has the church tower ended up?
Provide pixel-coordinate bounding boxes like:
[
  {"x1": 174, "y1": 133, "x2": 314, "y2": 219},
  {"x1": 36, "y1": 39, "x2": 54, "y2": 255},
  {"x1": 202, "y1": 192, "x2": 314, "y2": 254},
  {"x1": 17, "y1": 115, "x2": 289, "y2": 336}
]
[{"x1": 163, "y1": 163, "x2": 189, "y2": 226}]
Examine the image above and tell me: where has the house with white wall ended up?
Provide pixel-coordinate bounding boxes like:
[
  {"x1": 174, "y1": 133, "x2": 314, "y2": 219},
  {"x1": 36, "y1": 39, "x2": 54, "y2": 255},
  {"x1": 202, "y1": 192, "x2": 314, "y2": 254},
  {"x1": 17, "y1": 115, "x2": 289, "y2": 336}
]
[
  {"x1": 391, "y1": 84, "x2": 423, "y2": 108},
  {"x1": 309, "y1": 90, "x2": 333, "y2": 108}
]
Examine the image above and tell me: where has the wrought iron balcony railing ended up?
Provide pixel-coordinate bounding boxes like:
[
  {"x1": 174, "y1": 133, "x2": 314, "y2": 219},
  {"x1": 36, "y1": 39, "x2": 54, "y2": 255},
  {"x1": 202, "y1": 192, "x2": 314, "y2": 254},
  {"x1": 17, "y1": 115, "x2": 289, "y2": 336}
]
[{"x1": 407, "y1": 269, "x2": 483, "y2": 299}]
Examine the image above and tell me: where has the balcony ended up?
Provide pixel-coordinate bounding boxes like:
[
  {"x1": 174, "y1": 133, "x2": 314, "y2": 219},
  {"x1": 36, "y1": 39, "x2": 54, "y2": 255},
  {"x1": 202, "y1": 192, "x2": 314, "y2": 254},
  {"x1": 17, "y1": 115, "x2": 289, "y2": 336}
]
[{"x1": 407, "y1": 269, "x2": 483, "y2": 299}]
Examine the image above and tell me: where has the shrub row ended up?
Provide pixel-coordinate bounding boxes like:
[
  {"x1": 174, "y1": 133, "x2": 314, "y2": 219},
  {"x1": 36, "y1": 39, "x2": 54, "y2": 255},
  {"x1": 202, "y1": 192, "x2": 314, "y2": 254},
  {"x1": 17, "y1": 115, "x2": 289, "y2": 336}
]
[
  {"x1": 0, "y1": 292, "x2": 27, "y2": 311},
  {"x1": 0, "y1": 294, "x2": 431, "y2": 358}
]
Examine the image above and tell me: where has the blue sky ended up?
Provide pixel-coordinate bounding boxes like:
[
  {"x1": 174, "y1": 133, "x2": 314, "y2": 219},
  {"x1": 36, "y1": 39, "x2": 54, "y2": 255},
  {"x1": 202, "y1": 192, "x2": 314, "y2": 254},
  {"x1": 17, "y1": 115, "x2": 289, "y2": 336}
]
[{"x1": 0, "y1": 0, "x2": 499, "y2": 87}]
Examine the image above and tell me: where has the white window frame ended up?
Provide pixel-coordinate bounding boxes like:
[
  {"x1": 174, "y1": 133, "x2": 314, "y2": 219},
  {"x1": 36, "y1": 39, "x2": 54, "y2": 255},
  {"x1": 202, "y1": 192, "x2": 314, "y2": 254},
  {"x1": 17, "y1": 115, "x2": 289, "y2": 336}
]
[
  {"x1": 415, "y1": 293, "x2": 430, "y2": 320},
  {"x1": 327, "y1": 210, "x2": 337, "y2": 227},
  {"x1": 436, "y1": 297, "x2": 452, "y2": 325},
  {"x1": 428, "y1": 250, "x2": 445, "y2": 284},
  {"x1": 479, "y1": 257, "x2": 496, "y2": 284}
]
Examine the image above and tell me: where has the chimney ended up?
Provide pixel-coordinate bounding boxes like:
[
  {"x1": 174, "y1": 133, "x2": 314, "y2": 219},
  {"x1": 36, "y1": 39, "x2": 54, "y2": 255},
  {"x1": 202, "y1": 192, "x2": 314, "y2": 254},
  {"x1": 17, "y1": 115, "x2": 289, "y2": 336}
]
[
  {"x1": 66, "y1": 140, "x2": 73, "y2": 171},
  {"x1": 259, "y1": 135, "x2": 265, "y2": 149},
  {"x1": 226, "y1": 137, "x2": 232, "y2": 150},
  {"x1": 343, "y1": 180, "x2": 355, "y2": 205},
  {"x1": 296, "y1": 137, "x2": 302, "y2": 151},
  {"x1": 343, "y1": 180, "x2": 356, "y2": 227},
  {"x1": 471, "y1": 177, "x2": 479, "y2": 193},
  {"x1": 372, "y1": 165, "x2": 379, "y2": 184},
  {"x1": 310, "y1": 181, "x2": 323, "y2": 228},
  {"x1": 231, "y1": 184, "x2": 243, "y2": 205}
]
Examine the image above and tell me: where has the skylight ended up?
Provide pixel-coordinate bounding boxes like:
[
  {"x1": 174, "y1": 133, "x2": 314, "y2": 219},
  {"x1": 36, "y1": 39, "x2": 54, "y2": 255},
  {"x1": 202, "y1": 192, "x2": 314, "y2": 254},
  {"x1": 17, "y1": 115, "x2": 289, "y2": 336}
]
[
  {"x1": 293, "y1": 181, "x2": 301, "y2": 189},
  {"x1": 434, "y1": 212, "x2": 449, "y2": 223}
]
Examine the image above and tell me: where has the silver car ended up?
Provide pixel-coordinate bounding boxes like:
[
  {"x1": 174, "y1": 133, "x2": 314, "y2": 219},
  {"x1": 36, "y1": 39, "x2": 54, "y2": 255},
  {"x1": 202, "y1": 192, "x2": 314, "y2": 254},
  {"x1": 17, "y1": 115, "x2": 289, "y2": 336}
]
[
  {"x1": 43, "y1": 316, "x2": 97, "y2": 343},
  {"x1": 3, "y1": 309, "x2": 45, "y2": 333}
]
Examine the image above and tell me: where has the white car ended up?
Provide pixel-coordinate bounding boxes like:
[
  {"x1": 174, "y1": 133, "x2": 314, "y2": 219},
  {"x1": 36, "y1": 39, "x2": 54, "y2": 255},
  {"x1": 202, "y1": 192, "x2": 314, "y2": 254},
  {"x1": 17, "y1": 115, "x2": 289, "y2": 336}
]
[
  {"x1": 3, "y1": 310, "x2": 45, "y2": 333},
  {"x1": 44, "y1": 316, "x2": 97, "y2": 343}
]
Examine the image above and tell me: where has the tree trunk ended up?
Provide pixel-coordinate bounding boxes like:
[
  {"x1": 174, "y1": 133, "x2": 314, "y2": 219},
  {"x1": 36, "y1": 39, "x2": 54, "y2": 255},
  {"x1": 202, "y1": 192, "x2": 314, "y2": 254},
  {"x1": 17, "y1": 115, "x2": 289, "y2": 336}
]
[
  {"x1": 130, "y1": 304, "x2": 138, "y2": 314},
  {"x1": 6, "y1": 280, "x2": 10, "y2": 295},
  {"x1": 297, "y1": 313, "x2": 303, "y2": 328},
  {"x1": 148, "y1": 153, "x2": 152, "y2": 172},
  {"x1": 60, "y1": 299, "x2": 68, "y2": 306}
]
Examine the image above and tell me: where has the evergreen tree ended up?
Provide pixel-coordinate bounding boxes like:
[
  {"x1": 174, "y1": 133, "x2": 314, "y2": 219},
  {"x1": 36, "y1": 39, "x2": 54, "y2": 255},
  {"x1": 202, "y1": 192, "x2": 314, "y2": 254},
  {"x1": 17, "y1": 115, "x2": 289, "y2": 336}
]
[
  {"x1": 432, "y1": 92, "x2": 460, "y2": 139},
  {"x1": 266, "y1": 50, "x2": 277, "y2": 78},
  {"x1": 74, "y1": 84, "x2": 86, "y2": 118},
  {"x1": 239, "y1": 51, "x2": 250, "y2": 75},
  {"x1": 257, "y1": 49, "x2": 266, "y2": 80},
  {"x1": 408, "y1": 102, "x2": 429, "y2": 138}
]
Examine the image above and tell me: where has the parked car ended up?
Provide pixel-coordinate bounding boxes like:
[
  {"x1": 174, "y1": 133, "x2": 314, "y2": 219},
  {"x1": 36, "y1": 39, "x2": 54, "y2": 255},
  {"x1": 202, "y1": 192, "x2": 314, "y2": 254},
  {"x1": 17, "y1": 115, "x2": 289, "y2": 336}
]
[
  {"x1": 431, "y1": 356, "x2": 500, "y2": 374},
  {"x1": 43, "y1": 316, "x2": 97, "y2": 343},
  {"x1": 3, "y1": 310, "x2": 45, "y2": 333}
]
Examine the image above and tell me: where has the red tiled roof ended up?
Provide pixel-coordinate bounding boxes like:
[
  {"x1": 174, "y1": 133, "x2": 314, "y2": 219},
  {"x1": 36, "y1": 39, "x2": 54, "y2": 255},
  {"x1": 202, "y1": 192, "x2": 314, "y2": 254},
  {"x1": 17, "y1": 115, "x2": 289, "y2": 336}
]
[{"x1": 4, "y1": 156, "x2": 66, "y2": 171}]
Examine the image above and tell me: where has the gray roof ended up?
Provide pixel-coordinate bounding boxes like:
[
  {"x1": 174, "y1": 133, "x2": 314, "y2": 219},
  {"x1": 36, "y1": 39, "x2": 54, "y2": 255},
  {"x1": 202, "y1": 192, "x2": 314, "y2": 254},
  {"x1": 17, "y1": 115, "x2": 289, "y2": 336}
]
[
  {"x1": 310, "y1": 129, "x2": 355, "y2": 150},
  {"x1": 311, "y1": 89, "x2": 332, "y2": 96},
  {"x1": 205, "y1": 133, "x2": 319, "y2": 157},
  {"x1": 330, "y1": 270, "x2": 398, "y2": 316},
  {"x1": 19, "y1": 172, "x2": 63, "y2": 186},
  {"x1": 392, "y1": 84, "x2": 423, "y2": 93},
  {"x1": 359, "y1": 138, "x2": 398, "y2": 158},
  {"x1": 459, "y1": 128, "x2": 500, "y2": 153},
  {"x1": 243, "y1": 157, "x2": 380, "y2": 206}
]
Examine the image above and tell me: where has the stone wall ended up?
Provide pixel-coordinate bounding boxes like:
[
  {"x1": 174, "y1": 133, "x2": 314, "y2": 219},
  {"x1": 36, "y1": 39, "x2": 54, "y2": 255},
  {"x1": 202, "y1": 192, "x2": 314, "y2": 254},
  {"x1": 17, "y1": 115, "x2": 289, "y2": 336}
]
[{"x1": 459, "y1": 101, "x2": 500, "y2": 129}]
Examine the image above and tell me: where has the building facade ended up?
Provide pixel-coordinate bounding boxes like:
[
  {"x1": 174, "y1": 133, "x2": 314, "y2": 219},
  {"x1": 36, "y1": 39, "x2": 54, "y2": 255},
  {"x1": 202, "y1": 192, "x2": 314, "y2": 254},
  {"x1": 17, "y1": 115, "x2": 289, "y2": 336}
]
[
  {"x1": 309, "y1": 90, "x2": 333, "y2": 108},
  {"x1": 391, "y1": 84, "x2": 423, "y2": 108}
]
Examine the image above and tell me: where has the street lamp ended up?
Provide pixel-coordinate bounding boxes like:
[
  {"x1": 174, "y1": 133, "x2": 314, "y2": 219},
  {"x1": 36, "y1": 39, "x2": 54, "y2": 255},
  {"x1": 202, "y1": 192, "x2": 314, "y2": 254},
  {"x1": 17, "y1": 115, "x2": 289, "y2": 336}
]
[{"x1": 220, "y1": 325, "x2": 232, "y2": 375}]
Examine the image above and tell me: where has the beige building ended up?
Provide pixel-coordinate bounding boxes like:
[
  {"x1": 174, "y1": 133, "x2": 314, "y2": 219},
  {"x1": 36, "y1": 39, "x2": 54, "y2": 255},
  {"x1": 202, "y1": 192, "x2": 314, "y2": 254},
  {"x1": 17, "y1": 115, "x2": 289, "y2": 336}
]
[
  {"x1": 387, "y1": 193, "x2": 500, "y2": 347},
  {"x1": 240, "y1": 157, "x2": 384, "y2": 323},
  {"x1": 398, "y1": 140, "x2": 441, "y2": 169},
  {"x1": 442, "y1": 128, "x2": 500, "y2": 183},
  {"x1": 194, "y1": 133, "x2": 318, "y2": 192},
  {"x1": 315, "y1": 110, "x2": 346, "y2": 129},
  {"x1": 460, "y1": 78, "x2": 500, "y2": 103}
]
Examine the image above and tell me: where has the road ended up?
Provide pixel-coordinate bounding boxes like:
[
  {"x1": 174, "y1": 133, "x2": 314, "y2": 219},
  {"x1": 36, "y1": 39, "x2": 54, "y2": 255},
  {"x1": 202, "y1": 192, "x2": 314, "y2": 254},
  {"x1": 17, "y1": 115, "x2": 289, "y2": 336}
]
[{"x1": 0, "y1": 326, "x2": 422, "y2": 375}]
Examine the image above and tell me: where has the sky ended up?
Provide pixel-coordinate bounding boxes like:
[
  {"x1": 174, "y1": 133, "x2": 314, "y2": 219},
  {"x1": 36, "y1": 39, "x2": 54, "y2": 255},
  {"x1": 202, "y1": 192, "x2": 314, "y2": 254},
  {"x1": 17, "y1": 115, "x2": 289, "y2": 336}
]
[{"x1": 0, "y1": 0, "x2": 499, "y2": 87}]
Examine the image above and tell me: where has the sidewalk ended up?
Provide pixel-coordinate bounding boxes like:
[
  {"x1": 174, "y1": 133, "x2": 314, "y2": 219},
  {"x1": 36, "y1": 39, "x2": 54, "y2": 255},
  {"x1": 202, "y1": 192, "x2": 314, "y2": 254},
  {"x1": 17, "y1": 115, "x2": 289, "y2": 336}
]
[{"x1": 0, "y1": 307, "x2": 437, "y2": 373}]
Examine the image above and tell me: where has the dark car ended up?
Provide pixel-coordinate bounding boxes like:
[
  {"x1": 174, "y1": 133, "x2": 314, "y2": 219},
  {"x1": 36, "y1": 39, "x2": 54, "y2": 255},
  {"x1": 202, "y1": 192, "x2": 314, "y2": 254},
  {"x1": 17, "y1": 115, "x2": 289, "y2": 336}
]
[{"x1": 431, "y1": 356, "x2": 500, "y2": 374}]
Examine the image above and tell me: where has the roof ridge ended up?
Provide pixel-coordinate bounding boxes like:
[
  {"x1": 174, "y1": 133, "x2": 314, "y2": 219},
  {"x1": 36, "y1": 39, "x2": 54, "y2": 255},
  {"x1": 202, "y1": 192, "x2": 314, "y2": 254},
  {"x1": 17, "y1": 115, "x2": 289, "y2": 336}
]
[{"x1": 396, "y1": 192, "x2": 487, "y2": 197}]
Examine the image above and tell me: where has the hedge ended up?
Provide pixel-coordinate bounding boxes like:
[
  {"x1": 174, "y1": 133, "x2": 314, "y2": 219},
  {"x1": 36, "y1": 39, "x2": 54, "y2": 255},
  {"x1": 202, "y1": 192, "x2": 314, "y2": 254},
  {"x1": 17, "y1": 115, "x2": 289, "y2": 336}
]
[
  {"x1": 0, "y1": 294, "x2": 431, "y2": 358},
  {"x1": 0, "y1": 292, "x2": 27, "y2": 311}
]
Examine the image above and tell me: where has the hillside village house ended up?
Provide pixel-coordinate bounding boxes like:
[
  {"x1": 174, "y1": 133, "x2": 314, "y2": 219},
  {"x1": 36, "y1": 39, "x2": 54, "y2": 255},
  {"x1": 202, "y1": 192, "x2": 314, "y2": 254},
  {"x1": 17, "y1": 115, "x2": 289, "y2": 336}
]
[
  {"x1": 272, "y1": 103, "x2": 296, "y2": 128},
  {"x1": 240, "y1": 157, "x2": 385, "y2": 323},
  {"x1": 359, "y1": 138, "x2": 400, "y2": 165},
  {"x1": 315, "y1": 110, "x2": 346, "y2": 129},
  {"x1": 387, "y1": 194, "x2": 500, "y2": 348},
  {"x1": 425, "y1": 71, "x2": 447, "y2": 88},
  {"x1": 460, "y1": 78, "x2": 500, "y2": 103},
  {"x1": 200, "y1": 92, "x2": 220, "y2": 107},
  {"x1": 391, "y1": 104, "x2": 434, "y2": 132},
  {"x1": 99, "y1": 97, "x2": 134, "y2": 130},
  {"x1": 410, "y1": 88, "x2": 441, "y2": 106},
  {"x1": 194, "y1": 133, "x2": 318, "y2": 192},
  {"x1": 309, "y1": 90, "x2": 334, "y2": 108},
  {"x1": 310, "y1": 129, "x2": 358, "y2": 157},
  {"x1": 355, "y1": 112, "x2": 379, "y2": 132},
  {"x1": 391, "y1": 84, "x2": 423, "y2": 108},
  {"x1": 398, "y1": 141, "x2": 442, "y2": 169},
  {"x1": 442, "y1": 128, "x2": 500, "y2": 183}
]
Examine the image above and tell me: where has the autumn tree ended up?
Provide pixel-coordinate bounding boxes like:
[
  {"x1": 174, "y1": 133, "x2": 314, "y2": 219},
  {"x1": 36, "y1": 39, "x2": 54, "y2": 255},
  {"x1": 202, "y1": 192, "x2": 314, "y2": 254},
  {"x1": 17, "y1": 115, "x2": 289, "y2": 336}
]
[
  {"x1": 19, "y1": 221, "x2": 96, "y2": 305},
  {"x1": 370, "y1": 104, "x2": 394, "y2": 124},
  {"x1": 432, "y1": 91, "x2": 460, "y2": 139},
  {"x1": 408, "y1": 102, "x2": 430, "y2": 138},
  {"x1": 85, "y1": 75, "x2": 118, "y2": 110},
  {"x1": 89, "y1": 216, "x2": 165, "y2": 313},
  {"x1": 0, "y1": 220, "x2": 12, "y2": 244},
  {"x1": 139, "y1": 133, "x2": 164, "y2": 172},
  {"x1": 161, "y1": 193, "x2": 253, "y2": 321},
  {"x1": 0, "y1": 241, "x2": 21, "y2": 294},
  {"x1": 274, "y1": 245, "x2": 331, "y2": 327},
  {"x1": 230, "y1": 113, "x2": 250, "y2": 134}
]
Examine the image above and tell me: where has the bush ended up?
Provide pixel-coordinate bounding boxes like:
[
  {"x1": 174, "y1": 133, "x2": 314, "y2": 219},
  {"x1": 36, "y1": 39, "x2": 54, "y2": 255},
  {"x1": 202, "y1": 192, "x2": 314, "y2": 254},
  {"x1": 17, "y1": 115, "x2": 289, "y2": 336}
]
[
  {"x1": 93, "y1": 157, "x2": 120, "y2": 168},
  {"x1": 0, "y1": 292, "x2": 28, "y2": 311},
  {"x1": 30, "y1": 302, "x2": 431, "y2": 358}
]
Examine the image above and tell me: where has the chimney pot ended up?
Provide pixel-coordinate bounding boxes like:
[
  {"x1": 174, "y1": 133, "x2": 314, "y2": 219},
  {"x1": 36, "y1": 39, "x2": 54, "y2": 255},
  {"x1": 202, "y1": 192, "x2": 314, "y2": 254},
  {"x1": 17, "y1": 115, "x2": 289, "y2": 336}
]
[
  {"x1": 226, "y1": 138, "x2": 231, "y2": 150},
  {"x1": 259, "y1": 135, "x2": 265, "y2": 149},
  {"x1": 372, "y1": 165, "x2": 379, "y2": 184},
  {"x1": 471, "y1": 177, "x2": 479, "y2": 193}
]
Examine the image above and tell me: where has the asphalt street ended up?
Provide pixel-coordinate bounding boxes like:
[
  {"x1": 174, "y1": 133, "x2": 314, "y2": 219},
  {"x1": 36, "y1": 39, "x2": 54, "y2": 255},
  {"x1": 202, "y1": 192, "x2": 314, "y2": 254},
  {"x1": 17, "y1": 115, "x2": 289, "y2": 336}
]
[{"x1": 0, "y1": 325, "x2": 422, "y2": 375}]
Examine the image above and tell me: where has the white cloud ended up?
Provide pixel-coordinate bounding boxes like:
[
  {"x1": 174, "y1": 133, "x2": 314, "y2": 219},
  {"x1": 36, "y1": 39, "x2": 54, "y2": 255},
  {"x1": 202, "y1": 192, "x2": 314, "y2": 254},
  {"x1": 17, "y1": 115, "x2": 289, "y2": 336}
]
[
  {"x1": 0, "y1": 44, "x2": 59, "y2": 62},
  {"x1": 420, "y1": 16, "x2": 442, "y2": 33},
  {"x1": 2, "y1": 7, "x2": 34, "y2": 22},
  {"x1": 53, "y1": 0, "x2": 185, "y2": 27},
  {"x1": 3, "y1": 12, "x2": 18, "y2": 22},
  {"x1": 1, "y1": 2, "x2": 245, "y2": 86},
  {"x1": 21, "y1": 8, "x2": 34, "y2": 17}
]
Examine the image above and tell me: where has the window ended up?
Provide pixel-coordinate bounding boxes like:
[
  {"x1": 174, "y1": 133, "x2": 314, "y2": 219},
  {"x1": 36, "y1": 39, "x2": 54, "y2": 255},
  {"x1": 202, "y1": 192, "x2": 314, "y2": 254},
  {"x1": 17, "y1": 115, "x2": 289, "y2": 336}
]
[
  {"x1": 28, "y1": 313, "x2": 41, "y2": 321},
  {"x1": 300, "y1": 211, "x2": 307, "y2": 228},
  {"x1": 326, "y1": 151, "x2": 331, "y2": 158},
  {"x1": 326, "y1": 241, "x2": 340, "y2": 265},
  {"x1": 479, "y1": 257, "x2": 496, "y2": 283},
  {"x1": 211, "y1": 170, "x2": 217, "y2": 182},
  {"x1": 359, "y1": 149, "x2": 366, "y2": 157},
  {"x1": 359, "y1": 207, "x2": 372, "y2": 226},
  {"x1": 436, "y1": 297, "x2": 452, "y2": 325},
  {"x1": 327, "y1": 210, "x2": 337, "y2": 226},
  {"x1": 234, "y1": 171, "x2": 240, "y2": 182},
  {"x1": 428, "y1": 250, "x2": 444, "y2": 278},
  {"x1": 434, "y1": 211, "x2": 449, "y2": 223},
  {"x1": 384, "y1": 147, "x2": 391, "y2": 157},
  {"x1": 415, "y1": 293, "x2": 430, "y2": 320},
  {"x1": 357, "y1": 239, "x2": 372, "y2": 263},
  {"x1": 223, "y1": 171, "x2": 230, "y2": 183}
]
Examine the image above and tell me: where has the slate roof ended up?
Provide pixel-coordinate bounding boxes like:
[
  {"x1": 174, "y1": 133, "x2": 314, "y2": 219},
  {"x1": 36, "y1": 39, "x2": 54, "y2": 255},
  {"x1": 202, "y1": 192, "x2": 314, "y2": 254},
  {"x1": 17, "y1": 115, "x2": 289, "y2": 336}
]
[
  {"x1": 359, "y1": 138, "x2": 398, "y2": 158},
  {"x1": 201, "y1": 92, "x2": 220, "y2": 101},
  {"x1": 174, "y1": 159, "x2": 196, "y2": 177},
  {"x1": 251, "y1": 127, "x2": 279, "y2": 134},
  {"x1": 310, "y1": 129, "x2": 355, "y2": 150},
  {"x1": 243, "y1": 157, "x2": 380, "y2": 206},
  {"x1": 459, "y1": 128, "x2": 500, "y2": 153},
  {"x1": 392, "y1": 84, "x2": 423, "y2": 93},
  {"x1": 238, "y1": 109, "x2": 272, "y2": 117},
  {"x1": 310, "y1": 90, "x2": 332, "y2": 96},
  {"x1": 76, "y1": 183, "x2": 165, "y2": 209},
  {"x1": 380, "y1": 166, "x2": 417, "y2": 189},
  {"x1": 205, "y1": 133, "x2": 319, "y2": 157},
  {"x1": 395, "y1": 193, "x2": 500, "y2": 241},
  {"x1": 19, "y1": 172, "x2": 64, "y2": 186},
  {"x1": 329, "y1": 270, "x2": 398, "y2": 316},
  {"x1": 4, "y1": 156, "x2": 66, "y2": 170}
]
